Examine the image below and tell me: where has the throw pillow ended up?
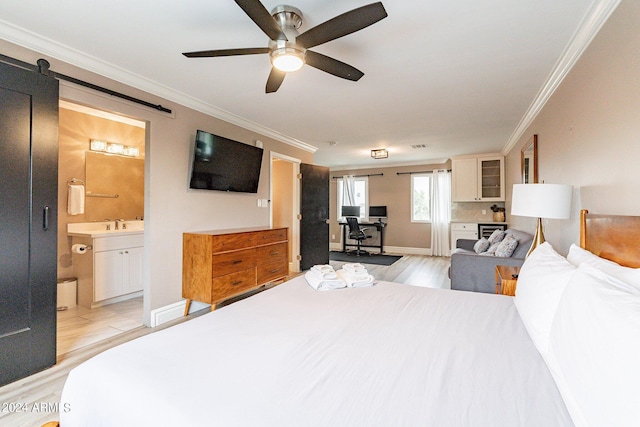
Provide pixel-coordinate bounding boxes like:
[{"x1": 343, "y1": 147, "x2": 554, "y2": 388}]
[
  {"x1": 473, "y1": 238, "x2": 490, "y2": 254},
  {"x1": 495, "y1": 235, "x2": 518, "y2": 257},
  {"x1": 487, "y1": 229, "x2": 506, "y2": 244},
  {"x1": 486, "y1": 242, "x2": 500, "y2": 254}
]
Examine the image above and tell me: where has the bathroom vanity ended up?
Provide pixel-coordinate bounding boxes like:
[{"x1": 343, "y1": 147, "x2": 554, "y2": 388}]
[{"x1": 68, "y1": 221, "x2": 144, "y2": 308}]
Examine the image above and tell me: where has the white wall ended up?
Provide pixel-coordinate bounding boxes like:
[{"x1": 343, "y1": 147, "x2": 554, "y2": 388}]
[
  {"x1": 505, "y1": 0, "x2": 640, "y2": 254},
  {"x1": 0, "y1": 39, "x2": 314, "y2": 325}
]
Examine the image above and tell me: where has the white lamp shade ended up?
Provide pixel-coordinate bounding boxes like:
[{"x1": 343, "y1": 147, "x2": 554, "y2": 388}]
[{"x1": 511, "y1": 184, "x2": 573, "y2": 219}]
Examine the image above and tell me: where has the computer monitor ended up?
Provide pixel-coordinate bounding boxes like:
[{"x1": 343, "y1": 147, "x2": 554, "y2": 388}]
[
  {"x1": 341, "y1": 205, "x2": 361, "y2": 217},
  {"x1": 368, "y1": 205, "x2": 387, "y2": 218}
]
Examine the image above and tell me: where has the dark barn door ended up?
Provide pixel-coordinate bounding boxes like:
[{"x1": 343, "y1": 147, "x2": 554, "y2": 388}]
[
  {"x1": 0, "y1": 60, "x2": 59, "y2": 386},
  {"x1": 300, "y1": 163, "x2": 329, "y2": 271}
]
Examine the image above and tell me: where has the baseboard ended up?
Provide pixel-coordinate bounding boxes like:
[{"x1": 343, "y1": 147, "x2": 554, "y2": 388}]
[
  {"x1": 383, "y1": 246, "x2": 432, "y2": 256},
  {"x1": 329, "y1": 243, "x2": 432, "y2": 256},
  {"x1": 150, "y1": 300, "x2": 209, "y2": 327}
]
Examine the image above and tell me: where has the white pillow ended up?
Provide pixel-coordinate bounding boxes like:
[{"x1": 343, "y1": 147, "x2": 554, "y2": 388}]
[
  {"x1": 513, "y1": 242, "x2": 577, "y2": 357},
  {"x1": 567, "y1": 243, "x2": 640, "y2": 288},
  {"x1": 546, "y1": 263, "x2": 640, "y2": 427}
]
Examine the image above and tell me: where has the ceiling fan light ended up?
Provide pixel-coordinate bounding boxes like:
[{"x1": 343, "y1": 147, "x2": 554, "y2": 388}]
[{"x1": 271, "y1": 48, "x2": 304, "y2": 72}]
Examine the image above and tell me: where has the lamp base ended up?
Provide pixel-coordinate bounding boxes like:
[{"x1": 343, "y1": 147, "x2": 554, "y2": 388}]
[{"x1": 526, "y1": 217, "x2": 546, "y2": 258}]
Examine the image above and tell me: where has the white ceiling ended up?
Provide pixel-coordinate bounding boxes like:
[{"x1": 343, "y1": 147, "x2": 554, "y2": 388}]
[{"x1": 0, "y1": 0, "x2": 612, "y2": 169}]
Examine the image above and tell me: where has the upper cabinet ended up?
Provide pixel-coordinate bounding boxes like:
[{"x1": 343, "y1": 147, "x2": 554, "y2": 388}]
[{"x1": 452, "y1": 154, "x2": 505, "y2": 202}]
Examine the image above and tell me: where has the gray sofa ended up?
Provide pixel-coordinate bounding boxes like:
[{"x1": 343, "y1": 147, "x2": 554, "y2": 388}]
[{"x1": 449, "y1": 229, "x2": 533, "y2": 294}]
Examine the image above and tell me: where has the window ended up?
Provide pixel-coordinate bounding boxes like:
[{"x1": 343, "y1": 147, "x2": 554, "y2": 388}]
[
  {"x1": 337, "y1": 177, "x2": 369, "y2": 221},
  {"x1": 411, "y1": 173, "x2": 431, "y2": 222}
]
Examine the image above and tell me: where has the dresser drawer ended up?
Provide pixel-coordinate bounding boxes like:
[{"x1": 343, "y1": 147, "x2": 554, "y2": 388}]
[
  {"x1": 211, "y1": 268, "x2": 256, "y2": 301},
  {"x1": 212, "y1": 248, "x2": 257, "y2": 277},
  {"x1": 257, "y1": 260, "x2": 288, "y2": 284},
  {"x1": 256, "y1": 242, "x2": 288, "y2": 262},
  {"x1": 255, "y1": 228, "x2": 288, "y2": 246},
  {"x1": 211, "y1": 232, "x2": 258, "y2": 252}
]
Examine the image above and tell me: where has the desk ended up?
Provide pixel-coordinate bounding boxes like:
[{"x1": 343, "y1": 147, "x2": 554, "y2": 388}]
[{"x1": 339, "y1": 221, "x2": 386, "y2": 254}]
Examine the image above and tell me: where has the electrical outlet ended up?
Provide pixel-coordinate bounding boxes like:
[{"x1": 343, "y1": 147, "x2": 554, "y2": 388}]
[
  {"x1": 482, "y1": 209, "x2": 487, "y2": 215},
  {"x1": 332, "y1": 234, "x2": 335, "y2": 240},
  {"x1": 257, "y1": 199, "x2": 262, "y2": 207}
]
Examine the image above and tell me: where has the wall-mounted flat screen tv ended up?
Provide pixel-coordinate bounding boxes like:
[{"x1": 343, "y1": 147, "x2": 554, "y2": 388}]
[{"x1": 189, "y1": 130, "x2": 264, "y2": 193}]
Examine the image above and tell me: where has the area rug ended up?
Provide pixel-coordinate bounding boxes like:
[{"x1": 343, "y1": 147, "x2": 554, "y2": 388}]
[{"x1": 329, "y1": 251, "x2": 402, "y2": 266}]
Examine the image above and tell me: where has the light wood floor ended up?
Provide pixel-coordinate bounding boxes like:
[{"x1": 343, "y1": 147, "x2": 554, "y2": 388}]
[{"x1": 0, "y1": 254, "x2": 450, "y2": 427}]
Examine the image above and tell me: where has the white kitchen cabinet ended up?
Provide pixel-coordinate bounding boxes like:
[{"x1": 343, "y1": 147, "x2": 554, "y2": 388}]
[
  {"x1": 450, "y1": 223, "x2": 478, "y2": 250},
  {"x1": 452, "y1": 155, "x2": 505, "y2": 202}
]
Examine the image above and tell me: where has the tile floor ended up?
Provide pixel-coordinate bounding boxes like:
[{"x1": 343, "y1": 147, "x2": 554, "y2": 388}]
[{"x1": 56, "y1": 297, "x2": 143, "y2": 359}]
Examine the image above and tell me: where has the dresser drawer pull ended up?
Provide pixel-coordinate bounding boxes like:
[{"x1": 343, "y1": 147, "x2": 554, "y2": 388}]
[
  {"x1": 270, "y1": 251, "x2": 279, "y2": 255},
  {"x1": 270, "y1": 268, "x2": 280, "y2": 273},
  {"x1": 231, "y1": 280, "x2": 244, "y2": 286},
  {"x1": 232, "y1": 260, "x2": 243, "y2": 264}
]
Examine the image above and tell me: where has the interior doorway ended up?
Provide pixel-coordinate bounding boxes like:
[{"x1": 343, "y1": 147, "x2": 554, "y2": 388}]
[
  {"x1": 270, "y1": 153, "x2": 301, "y2": 273},
  {"x1": 57, "y1": 101, "x2": 146, "y2": 359}
]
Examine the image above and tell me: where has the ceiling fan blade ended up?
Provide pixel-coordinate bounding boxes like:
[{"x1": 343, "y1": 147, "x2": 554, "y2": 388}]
[
  {"x1": 182, "y1": 47, "x2": 270, "y2": 58},
  {"x1": 305, "y1": 50, "x2": 364, "y2": 81},
  {"x1": 296, "y1": 2, "x2": 387, "y2": 49},
  {"x1": 266, "y1": 68, "x2": 286, "y2": 93},
  {"x1": 234, "y1": 0, "x2": 287, "y2": 41}
]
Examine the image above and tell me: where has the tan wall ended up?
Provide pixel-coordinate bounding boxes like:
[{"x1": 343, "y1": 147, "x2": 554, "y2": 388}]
[
  {"x1": 330, "y1": 161, "x2": 451, "y2": 251},
  {"x1": 57, "y1": 108, "x2": 145, "y2": 278},
  {"x1": 272, "y1": 159, "x2": 294, "y2": 261},
  {"x1": 505, "y1": 0, "x2": 640, "y2": 255}
]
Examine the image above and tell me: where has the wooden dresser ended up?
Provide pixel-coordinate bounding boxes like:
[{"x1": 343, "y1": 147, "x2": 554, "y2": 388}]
[{"x1": 182, "y1": 227, "x2": 288, "y2": 313}]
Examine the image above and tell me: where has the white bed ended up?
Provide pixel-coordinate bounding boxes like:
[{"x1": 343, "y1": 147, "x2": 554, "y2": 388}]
[{"x1": 59, "y1": 210, "x2": 640, "y2": 426}]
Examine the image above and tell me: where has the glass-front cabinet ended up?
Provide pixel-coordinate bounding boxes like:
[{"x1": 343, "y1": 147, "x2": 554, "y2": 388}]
[{"x1": 452, "y1": 154, "x2": 505, "y2": 202}]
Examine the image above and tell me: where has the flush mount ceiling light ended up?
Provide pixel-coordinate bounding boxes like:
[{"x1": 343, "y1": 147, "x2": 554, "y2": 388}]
[{"x1": 371, "y1": 149, "x2": 388, "y2": 159}]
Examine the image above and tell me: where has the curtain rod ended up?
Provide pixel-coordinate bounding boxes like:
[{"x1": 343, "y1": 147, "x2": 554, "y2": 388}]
[
  {"x1": 396, "y1": 169, "x2": 451, "y2": 176},
  {"x1": 0, "y1": 54, "x2": 172, "y2": 114},
  {"x1": 331, "y1": 173, "x2": 384, "y2": 179}
]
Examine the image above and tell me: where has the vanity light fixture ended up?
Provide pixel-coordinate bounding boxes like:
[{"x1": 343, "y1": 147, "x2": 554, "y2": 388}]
[
  {"x1": 371, "y1": 149, "x2": 388, "y2": 159},
  {"x1": 90, "y1": 139, "x2": 139, "y2": 157},
  {"x1": 90, "y1": 139, "x2": 108, "y2": 152}
]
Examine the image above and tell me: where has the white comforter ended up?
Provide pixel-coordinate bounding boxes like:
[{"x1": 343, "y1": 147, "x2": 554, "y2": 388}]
[{"x1": 60, "y1": 276, "x2": 572, "y2": 426}]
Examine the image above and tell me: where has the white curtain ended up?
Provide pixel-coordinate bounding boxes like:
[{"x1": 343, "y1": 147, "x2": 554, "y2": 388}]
[
  {"x1": 430, "y1": 169, "x2": 451, "y2": 256},
  {"x1": 342, "y1": 174, "x2": 356, "y2": 206}
]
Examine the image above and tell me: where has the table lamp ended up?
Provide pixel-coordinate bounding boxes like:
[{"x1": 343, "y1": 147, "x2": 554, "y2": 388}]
[{"x1": 511, "y1": 183, "x2": 573, "y2": 257}]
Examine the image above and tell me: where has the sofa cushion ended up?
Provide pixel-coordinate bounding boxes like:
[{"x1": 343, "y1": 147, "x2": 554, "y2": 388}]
[
  {"x1": 473, "y1": 238, "x2": 490, "y2": 253},
  {"x1": 495, "y1": 235, "x2": 518, "y2": 257}
]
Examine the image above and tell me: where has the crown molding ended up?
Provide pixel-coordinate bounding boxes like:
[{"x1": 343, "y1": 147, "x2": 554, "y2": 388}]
[
  {"x1": 502, "y1": 0, "x2": 621, "y2": 155},
  {"x1": 0, "y1": 19, "x2": 317, "y2": 154}
]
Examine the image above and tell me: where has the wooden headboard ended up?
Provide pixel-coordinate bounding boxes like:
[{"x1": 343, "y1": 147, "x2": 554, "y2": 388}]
[{"x1": 580, "y1": 209, "x2": 640, "y2": 268}]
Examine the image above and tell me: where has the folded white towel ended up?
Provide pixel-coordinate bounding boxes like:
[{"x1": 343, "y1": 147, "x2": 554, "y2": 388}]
[
  {"x1": 67, "y1": 184, "x2": 85, "y2": 215},
  {"x1": 342, "y1": 263, "x2": 367, "y2": 274},
  {"x1": 342, "y1": 272, "x2": 370, "y2": 282},
  {"x1": 305, "y1": 271, "x2": 346, "y2": 291},
  {"x1": 310, "y1": 265, "x2": 338, "y2": 279},
  {"x1": 337, "y1": 269, "x2": 376, "y2": 288}
]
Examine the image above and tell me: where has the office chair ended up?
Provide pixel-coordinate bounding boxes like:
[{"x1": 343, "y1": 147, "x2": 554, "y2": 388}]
[{"x1": 346, "y1": 216, "x2": 372, "y2": 256}]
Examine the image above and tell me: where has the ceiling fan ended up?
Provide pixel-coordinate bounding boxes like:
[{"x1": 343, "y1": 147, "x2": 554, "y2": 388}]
[{"x1": 182, "y1": 0, "x2": 388, "y2": 93}]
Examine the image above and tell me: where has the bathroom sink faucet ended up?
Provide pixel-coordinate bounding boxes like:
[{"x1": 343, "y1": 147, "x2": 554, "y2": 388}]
[{"x1": 115, "y1": 219, "x2": 125, "y2": 230}]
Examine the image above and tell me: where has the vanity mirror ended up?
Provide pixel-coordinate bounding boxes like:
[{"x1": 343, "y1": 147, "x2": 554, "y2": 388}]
[
  {"x1": 521, "y1": 134, "x2": 538, "y2": 184},
  {"x1": 85, "y1": 151, "x2": 144, "y2": 221}
]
